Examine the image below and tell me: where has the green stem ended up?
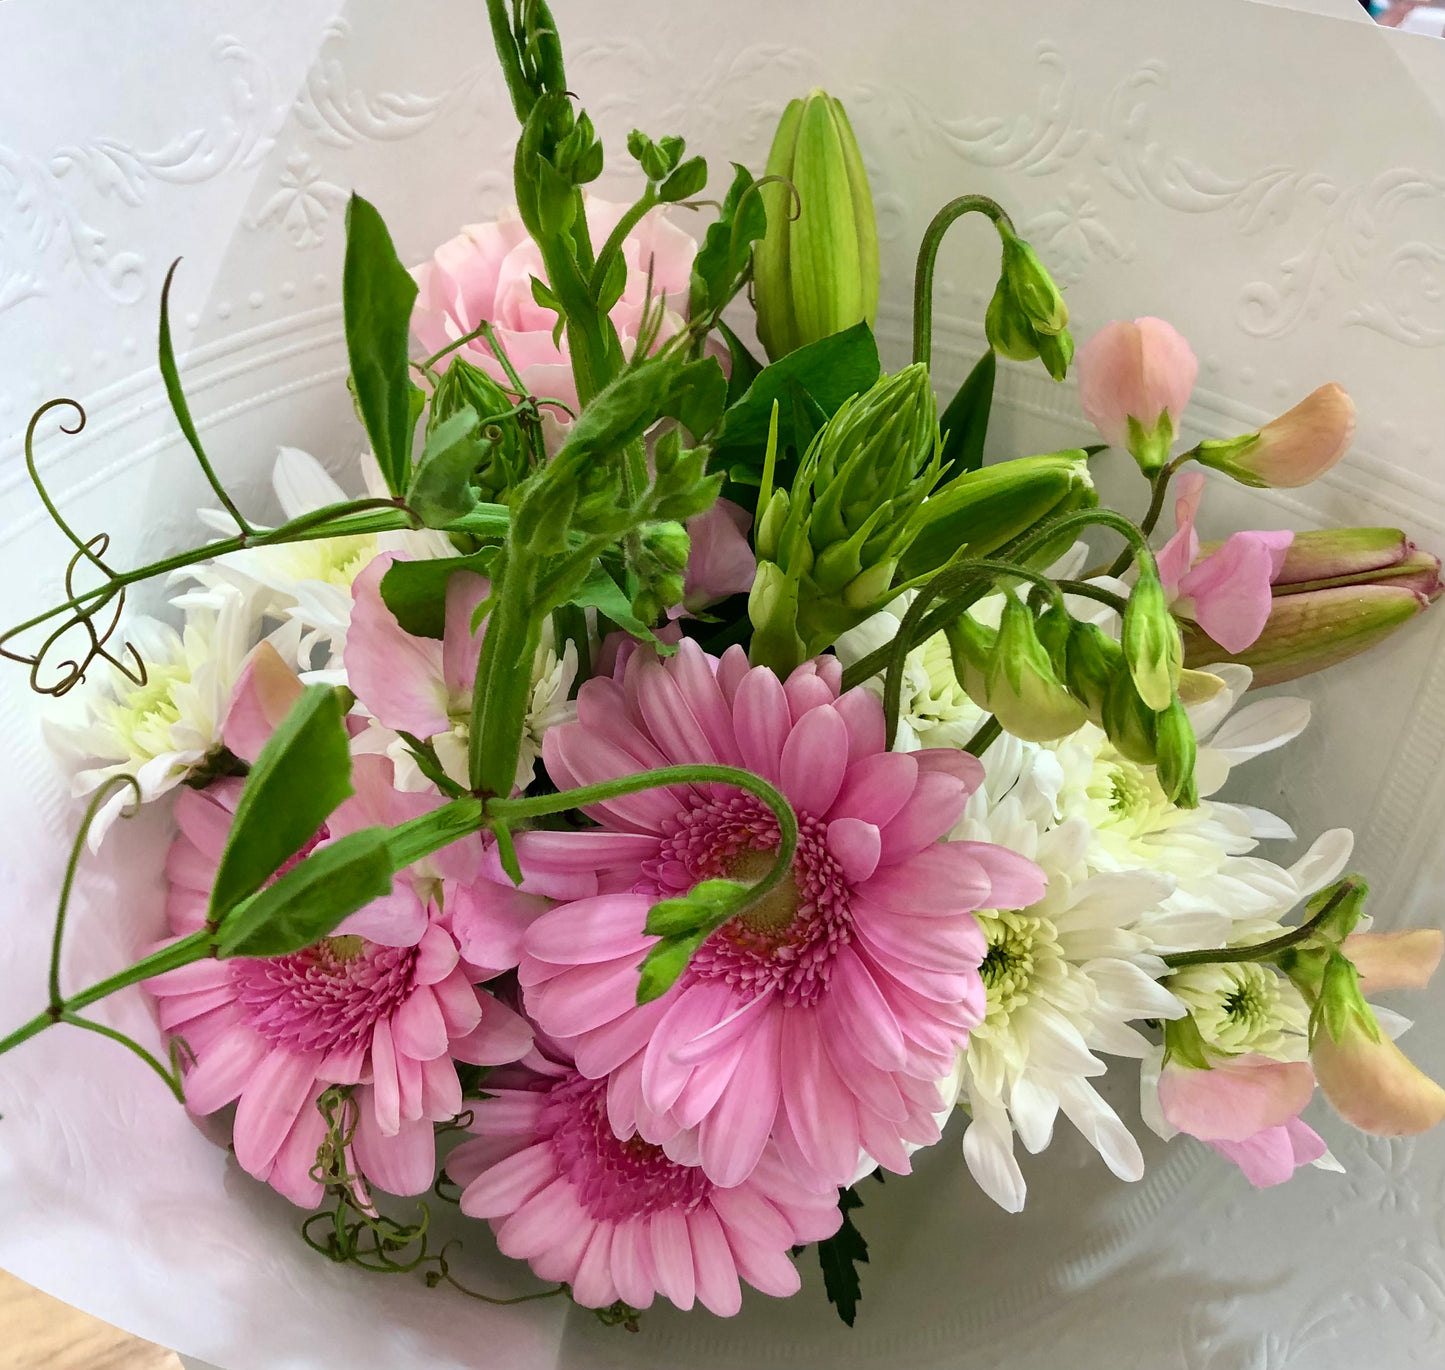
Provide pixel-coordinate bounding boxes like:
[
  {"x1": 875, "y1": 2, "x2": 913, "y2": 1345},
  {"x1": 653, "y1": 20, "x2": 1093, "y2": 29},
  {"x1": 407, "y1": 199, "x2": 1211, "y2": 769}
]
[
  {"x1": 1055, "y1": 580, "x2": 1130, "y2": 616},
  {"x1": 1106, "y1": 459, "x2": 1185, "y2": 578},
  {"x1": 57, "y1": 1012, "x2": 187, "y2": 1104},
  {"x1": 389, "y1": 798, "x2": 486, "y2": 868},
  {"x1": 963, "y1": 715, "x2": 1002, "y2": 757},
  {"x1": 469, "y1": 544, "x2": 543, "y2": 794},
  {"x1": 912, "y1": 194, "x2": 1014, "y2": 369},
  {"x1": 1161, "y1": 881, "x2": 1356, "y2": 970},
  {"x1": 590, "y1": 188, "x2": 658, "y2": 301}
]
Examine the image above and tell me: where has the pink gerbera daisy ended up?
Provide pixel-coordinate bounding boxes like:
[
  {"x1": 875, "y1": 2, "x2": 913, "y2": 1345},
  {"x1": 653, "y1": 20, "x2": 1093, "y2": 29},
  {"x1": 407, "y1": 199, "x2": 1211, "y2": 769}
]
[
  {"x1": 144, "y1": 755, "x2": 533, "y2": 1206},
  {"x1": 513, "y1": 642, "x2": 1046, "y2": 1190},
  {"x1": 447, "y1": 1041, "x2": 842, "y2": 1314}
]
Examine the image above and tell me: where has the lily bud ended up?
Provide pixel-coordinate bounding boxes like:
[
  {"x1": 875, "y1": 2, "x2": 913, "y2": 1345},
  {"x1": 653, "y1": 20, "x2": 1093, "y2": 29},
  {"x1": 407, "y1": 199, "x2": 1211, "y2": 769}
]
[
  {"x1": 1121, "y1": 568, "x2": 1182, "y2": 711},
  {"x1": 1183, "y1": 576, "x2": 1440, "y2": 688},
  {"x1": 1311, "y1": 954, "x2": 1445, "y2": 1136},
  {"x1": 1195, "y1": 383, "x2": 1356, "y2": 489},
  {"x1": 899, "y1": 450, "x2": 1097, "y2": 583},
  {"x1": 754, "y1": 89, "x2": 879, "y2": 361},
  {"x1": 1154, "y1": 697, "x2": 1198, "y2": 807},
  {"x1": 1343, "y1": 929, "x2": 1445, "y2": 992},
  {"x1": 1077, "y1": 317, "x2": 1198, "y2": 475},
  {"x1": 747, "y1": 560, "x2": 806, "y2": 671},
  {"x1": 1269, "y1": 527, "x2": 1443, "y2": 595}
]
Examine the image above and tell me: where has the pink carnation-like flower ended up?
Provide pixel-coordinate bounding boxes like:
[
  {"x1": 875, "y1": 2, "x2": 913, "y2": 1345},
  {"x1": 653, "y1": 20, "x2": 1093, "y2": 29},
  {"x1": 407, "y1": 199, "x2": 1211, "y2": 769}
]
[
  {"x1": 447, "y1": 1042, "x2": 842, "y2": 1314},
  {"x1": 1158, "y1": 1054, "x2": 1327, "y2": 1188},
  {"x1": 1155, "y1": 470, "x2": 1294, "y2": 653},
  {"x1": 507, "y1": 641, "x2": 1046, "y2": 1190},
  {"x1": 145, "y1": 756, "x2": 533, "y2": 1206},
  {"x1": 412, "y1": 200, "x2": 698, "y2": 445}
]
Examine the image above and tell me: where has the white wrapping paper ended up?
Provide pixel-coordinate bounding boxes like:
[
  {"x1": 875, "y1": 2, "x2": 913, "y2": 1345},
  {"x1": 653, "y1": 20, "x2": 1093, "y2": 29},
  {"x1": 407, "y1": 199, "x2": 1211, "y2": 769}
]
[{"x1": 2, "y1": 2, "x2": 1444, "y2": 1366}]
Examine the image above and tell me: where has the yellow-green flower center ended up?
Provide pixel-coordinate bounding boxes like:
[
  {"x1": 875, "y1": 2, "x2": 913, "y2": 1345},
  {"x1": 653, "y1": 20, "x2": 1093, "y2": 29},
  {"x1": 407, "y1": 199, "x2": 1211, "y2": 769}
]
[
  {"x1": 976, "y1": 908, "x2": 1062, "y2": 1031},
  {"x1": 103, "y1": 661, "x2": 191, "y2": 758},
  {"x1": 1169, "y1": 961, "x2": 1306, "y2": 1059}
]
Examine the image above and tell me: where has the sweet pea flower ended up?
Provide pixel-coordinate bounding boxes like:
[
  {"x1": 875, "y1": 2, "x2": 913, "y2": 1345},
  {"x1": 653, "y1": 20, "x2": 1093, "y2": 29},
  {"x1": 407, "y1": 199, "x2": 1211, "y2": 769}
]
[
  {"x1": 1158, "y1": 1055, "x2": 1328, "y2": 1188},
  {"x1": 1344, "y1": 929, "x2": 1445, "y2": 992},
  {"x1": 1077, "y1": 317, "x2": 1198, "y2": 472},
  {"x1": 1196, "y1": 383, "x2": 1356, "y2": 489},
  {"x1": 412, "y1": 200, "x2": 698, "y2": 447},
  {"x1": 675, "y1": 499, "x2": 757, "y2": 617},
  {"x1": 1155, "y1": 470, "x2": 1294, "y2": 653}
]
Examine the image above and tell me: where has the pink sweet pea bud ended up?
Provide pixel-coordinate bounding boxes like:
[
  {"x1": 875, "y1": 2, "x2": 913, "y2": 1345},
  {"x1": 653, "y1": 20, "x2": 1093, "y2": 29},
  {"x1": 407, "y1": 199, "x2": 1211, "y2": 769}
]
[
  {"x1": 222, "y1": 640, "x2": 304, "y2": 763},
  {"x1": 1077, "y1": 317, "x2": 1198, "y2": 473},
  {"x1": 1196, "y1": 383, "x2": 1356, "y2": 489}
]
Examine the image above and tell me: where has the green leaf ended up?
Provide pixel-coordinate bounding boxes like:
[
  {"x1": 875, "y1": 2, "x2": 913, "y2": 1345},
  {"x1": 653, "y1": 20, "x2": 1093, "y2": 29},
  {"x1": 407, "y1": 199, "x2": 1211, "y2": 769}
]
[
  {"x1": 937, "y1": 348, "x2": 995, "y2": 483},
  {"x1": 717, "y1": 318, "x2": 764, "y2": 408},
  {"x1": 344, "y1": 194, "x2": 422, "y2": 495},
  {"x1": 712, "y1": 321, "x2": 880, "y2": 455},
  {"x1": 817, "y1": 1187, "x2": 869, "y2": 1327},
  {"x1": 569, "y1": 561, "x2": 670, "y2": 648},
  {"x1": 660, "y1": 155, "x2": 707, "y2": 203},
  {"x1": 688, "y1": 162, "x2": 768, "y2": 320},
  {"x1": 380, "y1": 548, "x2": 498, "y2": 639},
  {"x1": 208, "y1": 687, "x2": 354, "y2": 922},
  {"x1": 216, "y1": 829, "x2": 395, "y2": 958},
  {"x1": 407, "y1": 406, "x2": 486, "y2": 527}
]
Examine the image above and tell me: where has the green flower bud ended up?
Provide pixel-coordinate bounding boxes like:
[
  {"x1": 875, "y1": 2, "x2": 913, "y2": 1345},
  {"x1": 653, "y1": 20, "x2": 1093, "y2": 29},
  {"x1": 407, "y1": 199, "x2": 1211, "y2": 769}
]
[
  {"x1": 983, "y1": 597, "x2": 1087, "y2": 741},
  {"x1": 754, "y1": 89, "x2": 879, "y2": 362},
  {"x1": 642, "y1": 520, "x2": 691, "y2": 573},
  {"x1": 1000, "y1": 229, "x2": 1069, "y2": 335},
  {"x1": 1122, "y1": 568, "x2": 1182, "y2": 712},
  {"x1": 1153, "y1": 697, "x2": 1198, "y2": 808},
  {"x1": 1065, "y1": 620, "x2": 1124, "y2": 726},
  {"x1": 747, "y1": 561, "x2": 806, "y2": 672},
  {"x1": 1102, "y1": 671, "x2": 1158, "y2": 765},
  {"x1": 984, "y1": 236, "x2": 1076, "y2": 383},
  {"x1": 756, "y1": 487, "x2": 791, "y2": 563}
]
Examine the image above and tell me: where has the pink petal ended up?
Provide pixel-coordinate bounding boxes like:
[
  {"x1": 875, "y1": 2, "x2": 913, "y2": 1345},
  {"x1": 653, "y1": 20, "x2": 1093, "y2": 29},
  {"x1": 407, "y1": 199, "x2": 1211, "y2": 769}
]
[
  {"x1": 609, "y1": 1220, "x2": 658, "y2": 1311},
  {"x1": 413, "y1": 923, "x2": 460, "y2": 985},
  {"x1": 826, "y1": 817, "x2": 881, "y2": 883},
  {"x1": 572, "y1": 994, "x2": 672, "y2": 1078},
  {"x1": 733, "y1": 668, "x2": 791, "y2": 784},
  {"x1": 352, "y1": 1106, "x2": 437, "y2": 1196},
  {"x1": 222, "y1": 641, "x2": 303, "y2": 764},
  {"x1": 876, "y1": 772, "x2": 969, "y2": 863},
  {"x1": 459, "y1": 1141, "x2": 558, "y2": 1219},
  {"x1": 450, "y1": 993, "x2": 534, "y2": 1066},
  {"x1": 524, "y1": 893, "x2": 654, "y2": 966},
  {"x1": 449, "y1": 880, "x2": 551, "y2": 976},
  {"x1": 232, "y1": 1047, "x2": 322, "y2": 1175},
  {"x1": 1155, "y1": 470, "x2": 1205, "y2": 594},
  {"x1": 183, "y1": 1026, "x2": 268, "y2": 1115},
  {"x1": 779, "y1": 704, "x2": 849, "y2": 815},
  {"x1": 697, "y1": 1002, "x2": 783, "y2": 1187},
  {"x1": 496, "y1": 1175, "x2": 587, "y2": 1260},
  {"x1": 1180, "y1": 529, "x2": 1295, "y2": 653},
  {"x1": 822, "y1": 946, "x2": 908, "y2": 1070},
  {"x1": 834, "y1": 686, "x2": 886, "y2": 762},
  {"x1": 523, "y1": 958, "x2": 641, "y2": 1038},
  {"x1": 688, "y1": 1206, "x2": 743, "y2": 1317},
  {"x1": 667, "y1": 639, "x2": 744, "y2": 766},
  {"x1": 649, "y1": 1208, "x2": 696, "y2": 1311},
  {"x1": 783, "y1": 669, "x2": 834, "y2": 723},
  {"x1": 333, "y1": 884, "x2": 429, "y2": 948},
  {"x1": 910, "y1": 747, "x2": 985, "y2": 796},
  {"x1": 344, "y1": 554, "x2": 449, "y2": 737},
  {"x1": 1158, "y1": 1056, "x2": 1315, "y2": 1143},
  {"x1": 390, "y1": 985, "x2": 449, "y2": 1061},
  {"x1": 643, "y1": 981, "x2": 736, "y2": 1112},
  {"x1": 716, "y1": 644, "x2": 750, "y2": 705},
  {"x1": 858, "y1": 844, "x2": 991, "y2": 915},
  {"x1": 266, "y1": 1094, "x2": 327, "y2": 1209},
  {"x1": 441, "y1": 571, "x2": 491, "y2": 699},
  {"x1": 852, "y1": 901, "x2": 985, "y2": 973},
  {"x1": 781, "y1": 1010, "x2": 860, "y2": 1184},
  {"x1": 954, "y1": 841, "x2": 1049, "y2": 910},
  {"x1": 668, "y1": 989, "x2": 775, "y2": 1068},
  {"x1": 829, "y1": 751, "x2": 919, "y2": 828}
]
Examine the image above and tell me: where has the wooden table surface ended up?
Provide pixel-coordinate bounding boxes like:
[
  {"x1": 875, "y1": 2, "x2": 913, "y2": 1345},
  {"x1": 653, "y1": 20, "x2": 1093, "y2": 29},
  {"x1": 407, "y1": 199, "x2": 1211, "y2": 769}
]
[{"x1": 0, "y1": 1267, "x2": 181, "y2": 1370}]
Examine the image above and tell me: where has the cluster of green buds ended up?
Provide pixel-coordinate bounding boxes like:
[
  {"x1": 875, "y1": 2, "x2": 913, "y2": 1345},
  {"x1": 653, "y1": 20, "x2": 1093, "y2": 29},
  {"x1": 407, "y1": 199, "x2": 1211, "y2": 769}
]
[
  {"x1": 417, "y1": 358, "x2": 533, "y2": 510},
  {"x1": 753, "y1": 88, "x2": 879, "y2": 362},
  {"x1": 984, "y1": 222, "x2": 1074, "y2": 381},
  {"x1": 749, "y1": 365, "x2": 939, "y2": 671}
]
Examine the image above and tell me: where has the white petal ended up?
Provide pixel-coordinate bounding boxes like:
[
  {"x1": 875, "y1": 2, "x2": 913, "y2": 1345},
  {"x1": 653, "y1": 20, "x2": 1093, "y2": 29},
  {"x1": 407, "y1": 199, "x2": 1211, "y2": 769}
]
[
  {"x1": 1063, "y1": 872, "x2": 1175, "y2": 930},
  {"x1": 1226, "y1": 804, "x2": 1296, "y2": 841},
  {"x1": 1008, "y1": 1076, "x2": 1059, "y2": 1154},
  {"x1": 1288, "y1": 828, "x2": 1355, "y2": 897},
  {"x1": 1311, "y1": 1148, "x2": 1347, "y2": 1175},
  {"x1": 1022, "y1": 1008, "x2": 1106, "y2": 1077},
  {"x1": 1085, "y1": 958, "x2": 1187, "y2": 1021},
  {"x1": 273, "y1": 446, "x2": 349, "y2": 518},
  {"x1": 1208, "y1": 696, "x2": 1311, "y2": 762},
  {"x1": 962, "y1": 1100, "x2": 1027, "y2": 1214},
  {"x1": 1056, "y1": 1076, "x2": 1144, "y2": 1181},
  {"x1": 1372, "y1": 1005, "x2": 1413, "y2": 1040},
  {"x1": 1137, "y1": 1045, "x2": 1176, "y2": 1141}
]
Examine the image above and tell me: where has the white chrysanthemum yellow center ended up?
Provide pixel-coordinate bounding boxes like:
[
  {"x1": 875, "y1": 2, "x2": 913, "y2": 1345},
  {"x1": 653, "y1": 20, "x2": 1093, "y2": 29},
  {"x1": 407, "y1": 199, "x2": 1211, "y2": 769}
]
[
  {"x1": 975, "y1": 908, "x2": 1066, "y2": 1035},
  {"x1": 1169, "y1": 961, "x2": 1308, "y2": 1060},
  {"x1": 258, "y1": 533, "x2": 378, "y2": 591},
  {"x1": 100, "y1": 659, "x2": 192, "y2": 758}
]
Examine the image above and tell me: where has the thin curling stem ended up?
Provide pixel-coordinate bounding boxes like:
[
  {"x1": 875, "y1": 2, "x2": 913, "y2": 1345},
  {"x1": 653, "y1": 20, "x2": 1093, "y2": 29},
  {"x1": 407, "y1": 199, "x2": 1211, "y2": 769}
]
[
  {"x1": 912, "y1": 194, "x2": 1014, "y2": 369},
  {"x1": 1161, "y1": 879, "x2": 1359, "y2": 970},
  {"x1": 1106, "y1": 455, "x2": 1188, "y2": 578}
]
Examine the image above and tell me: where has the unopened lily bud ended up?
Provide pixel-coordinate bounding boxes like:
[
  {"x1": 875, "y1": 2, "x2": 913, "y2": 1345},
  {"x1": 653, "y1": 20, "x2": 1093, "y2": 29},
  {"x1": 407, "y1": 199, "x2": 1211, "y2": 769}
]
[
  {"x1": 1076, "y1": 317, "x2": 1198, "y2": 475},
  {"x1": 754, "y1": 89, "x2": 879, "y2": 361},
  {"x1": 1122, "y1": 568, "x2": 1182, "y2": 711},
  {"x1": 1310, "y1": 953, "x2": 1445, "y2": 1136},
  {"x1": 1268, "y1": 527, "x2": 1443, "y2": 595},
  {"x1": 1195, "y1": 383, "x2": 1356, "y2": 489},
  {"x1": 755, "y1": 488, "x2": 791, "y2": 564},
  {"x1": 747, "y1": 561, "x2": 806, "y2": 672},
  {"x1": 976, "y1": 597, "x2": 1087, "y2": 742},
  {"x1": 1154, "y1": 697, "x2": 1198, "y2": 807}
]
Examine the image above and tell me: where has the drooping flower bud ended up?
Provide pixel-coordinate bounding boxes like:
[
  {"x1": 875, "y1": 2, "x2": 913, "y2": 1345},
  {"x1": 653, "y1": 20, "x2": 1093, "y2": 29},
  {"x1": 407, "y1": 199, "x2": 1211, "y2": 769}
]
[
  {"x1": 1102, "y1": 671, "x2": 1159, "y2": 766},
  {"x1": 1153, "y1": 697, "x2": 1198, "y2": 807},
  {"x1": 980, "y1": 597, "x2": 1088, "y2": 742},
  {"x1": 754, "y1": 90, "x2": 879, "y2": 361},
  {"x1": 1077, "y1": 317, "x2": 1198, "y2": 474},
  {"x1": 984, "y1": 226, "x2": 1075, "y2": 383},
  {"x1": 1064, "y1": 620, "x2": 1123, "y2": 727},
  {"x1": 1182, "y1": 529, "x2": 1441, "y2": 688},
  {"x1": 1310, "y1": 953, "x2": 1445, "y2": 1136},
  {"x1": 1121, "y1": 567, "x2": 1182, "y2": 711},
  {"x1": 1195, "y1": 383, "x2": 1356, "y2": 489}
]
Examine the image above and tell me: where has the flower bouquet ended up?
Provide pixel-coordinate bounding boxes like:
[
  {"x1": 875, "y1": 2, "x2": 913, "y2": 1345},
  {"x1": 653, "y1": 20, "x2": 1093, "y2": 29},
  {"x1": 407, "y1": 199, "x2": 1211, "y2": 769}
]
[{"x1": 3, "y1": 0, "x2": 1444, "y2": 1347}]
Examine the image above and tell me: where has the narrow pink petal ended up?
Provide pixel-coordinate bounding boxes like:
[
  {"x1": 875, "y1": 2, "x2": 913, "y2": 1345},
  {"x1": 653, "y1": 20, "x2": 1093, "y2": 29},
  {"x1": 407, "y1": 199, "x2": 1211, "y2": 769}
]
[
  {"x1": 858, "y1": 845, "x2": 990, "y2": 915},
  {"x1": 667, "y1": 639, "x2": 743, "y2": 766},
  {"x1": 716, "y1": 644, "x2": 750, "y2": 705},
  {"x1": 910, "y1": 747, "x2": 985, "y2": 795},
  {"x1": 727, "y1": 1235, "x2": 801, "y2": 1299},
  {"x1": 853, "y1": 938, "x2": 975, "y2": 1003},
  {"x1": 572, "y1": 994, "x2": 671, "y2": 1078},
  {"x1": 266, "y1": 1093, "x2": 327, "y2": 1209},
  {"x1": 419, "y1": 1053, "x2": 463, "y2": 1120},
  {"x1": 821, "y1": 1029, "x2": 907, "y2": 1122},
  {"x1": 396, "y1": 1049, "x2": 424, "y2": 1122},
  {"x1": 876, "y1": 772, "x2": 969, "y2": 863},
  {"x1": 710, "y1": 1186, "x2": 793, "y2": 1253},
  {"x1": 856, "y1": 1102, "x2": 914, "y2": 1176},
  {"x1": 670, "y1": 1034, "x2": 750, "y2": 1130},
  {"x1": 827, "y1": 818, "x2": 881, "y2": 882},
  {"x1": 1155, "y1": 470, "x2": 1205, "y2": 593},
  {"x1": 635, "y1": 653, "x2": 719, "y2": 766},
  {"x1": 778, "y1": 704, "x2": 848, "y2": 814},
  {"x1": 688, "y1": 1207, "x2": 743, "y2": 1317},
  {"x1": 317, "y1": 1041, "x2": 367, "y2": 1085},
  {"x1": 353, "y1": 1106, "x2": 437, "y2": 1196},
  {"x1": 232, "y1": 1047, "x2": 322, "y2": 1175},
  {"x1": 610, "y1": 1220, "x2": 658, "y2": 1311},
  {"x1": 782, "y1": 1011, "x2": 860, "y2": 1184},
  {"x1": 523, "y1": 958, "x2": 642, "y2": 1038},
  {"x1": 783, "y1": 669, "x2": 834, "y2": 722},
  {"x1": 448, "y1": 880, "x2": 551, "y2": 976},
  {"x1": 733, "y1": 668, "x2": 791, "y2": 783},
  {"x1": 371, "y1": 1017, "x2": 400, "y2": 1134},
  {"x1": 390, "y1": 986, "x2": 449, "y2": 1061},
  {"x1": 469, "y1": 1089, "x2": 545, "y2": 1138},
  {"x1": 430, "y1": 969, "x2": 484, "y2": 1038},
  {"x1": 450, "y1": 993, "x2": 534, "y2": 1066},
  {"x1": 512, "y1": 829, "x2": 661, "y2": 872},
  {"x1": 669, "y1": 989, "x2": 776, "y2": 1068},
  {"x1": 529, "y1": 1211, "x2": 594, "y2": 1285},
  {"x1": 459, "y1": 1141, "x2": 559, "y2": 1219},
  {"x1": 144, "y1": 957, "x2": 234, "y2": 996},
  {"x1": 834, "y1": 686, "x2": 886, "y2": 762},
  {"x1": 496, "y1": 1175, "x2": 585, "y2": 1260},
  {"x1": 172, "y1": 784, "x2": 239, "y2": 865},
  {"x1": 650, "y1": 1208, "x2": 697, "y2": 1311},
  {"x1": 698, "y1": 1003, "x2": 783, "y2": 1187},
  {"x1": 333, "y1": 886, "x2": 428, "y2": 948},
  {"x1": 955, "y1": 841, "x2": 1049, "y2": 911},
  {"x1": 829, "y1": 751, "x2": 919, "y2": 828},
  {"x1": 643, "y1": 981, "x2": 735, "y2": 1112},
  {"x1": 413, "y1": 923, "x2": 460, "y2": 985},
  {"x1": 183, "y1": 1027, "x2": 269, "y2": 1115},
  {"x1": 552, "y1": 726, "x2": 681, "y2": 832},
  {"x1": 822, "y1": 946, "x2": 907, "y2": 1069},
  {"x1": 524, "y1": 893, "x2": 654, "y2": 966}
]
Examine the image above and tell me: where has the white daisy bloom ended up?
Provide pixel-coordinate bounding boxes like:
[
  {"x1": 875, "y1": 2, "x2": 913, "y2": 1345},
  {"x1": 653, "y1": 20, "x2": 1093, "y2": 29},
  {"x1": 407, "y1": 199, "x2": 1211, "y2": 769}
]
[{"x1": 44, "y1": 582, "x2": 273, "y2": 847}]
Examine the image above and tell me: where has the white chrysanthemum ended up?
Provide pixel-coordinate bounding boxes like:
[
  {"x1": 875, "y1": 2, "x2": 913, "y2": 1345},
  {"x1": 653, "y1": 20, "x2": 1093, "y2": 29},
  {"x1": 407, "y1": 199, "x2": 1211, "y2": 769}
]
[
  {"x1": 186, "y1": 447, "x2": 454, "y2": 674},
  {"x1": 44, "y1": 583, "x2": 270, "y2": 846}
]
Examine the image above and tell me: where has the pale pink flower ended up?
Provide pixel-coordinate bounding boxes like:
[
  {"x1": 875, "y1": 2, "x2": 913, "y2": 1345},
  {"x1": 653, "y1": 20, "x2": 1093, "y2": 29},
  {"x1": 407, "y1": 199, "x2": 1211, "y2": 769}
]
[
  {"x1": 676, "y1": 499, "x2": 757, "y2": 617},
  {"x1": 1158, "y1": 1054, "x2": 1326, "y2": 1188},
  {"x1": 1201, "y1": 383, "x2": 1356, "y2": 489},
  {"x1": 1077, "y1": 317, "x2": 1198, "y2": 454},
  {"x1": 412, "y1": 200, "x2": 698, "y2": 444},
  {"x1": 1312, "y1": 1018, "x2": 1445, "y2": 1137},
  {"x1": 145, "y1": 756, "x2": 532, "y2": 1206},
  {"x1": 221, "y1": 640, "x2": 304, "y2": 763},
  {"x1": 507, "y1": 641, "x2": 1045, "y2": 1190},
  {"x1": 446, "y1": 1041, "x2": 842, "y2": 1314},
  {"x1": 1155, "y1": 470, "x2": 1294, "y2": 653},
  {"x1": 1342, "y1": 929, "x2": 1445, "y2": 992}
]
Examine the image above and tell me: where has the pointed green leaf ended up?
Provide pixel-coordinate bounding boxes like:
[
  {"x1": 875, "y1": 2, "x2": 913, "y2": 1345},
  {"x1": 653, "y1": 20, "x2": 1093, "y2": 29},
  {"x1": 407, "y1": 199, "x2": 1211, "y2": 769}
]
[{"x1": 938, "y1": 348, "x2": 996, "y2": 482}]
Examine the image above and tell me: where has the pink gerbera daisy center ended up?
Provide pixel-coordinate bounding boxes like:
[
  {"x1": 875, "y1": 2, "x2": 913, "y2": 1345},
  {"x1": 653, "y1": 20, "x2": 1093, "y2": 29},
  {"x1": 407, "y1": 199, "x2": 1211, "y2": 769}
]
[
  {"x1": 644, "y1": 793, "x2": 852, "y2": 1007},
  {"x1": 230, "y1": 936, "x2": 419, "y2": 1055},
  {"x1": 544, "y1": 1074, "x2": 713, "y2": 1220}
]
